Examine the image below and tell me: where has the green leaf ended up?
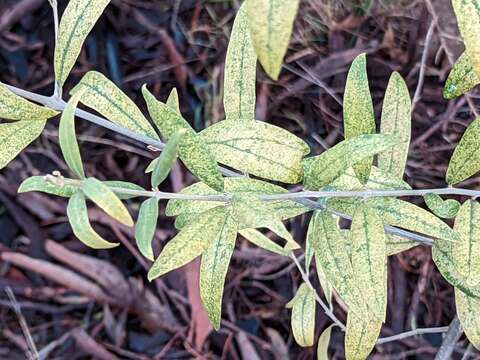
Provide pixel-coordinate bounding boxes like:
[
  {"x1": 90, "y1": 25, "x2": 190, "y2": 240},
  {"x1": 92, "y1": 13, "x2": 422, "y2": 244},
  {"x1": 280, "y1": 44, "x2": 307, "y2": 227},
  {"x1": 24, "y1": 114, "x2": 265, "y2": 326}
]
[
  {"x1": 452, "y1": 0, "x2": 480, "y2": 77},
  {"x1": 317, "y1": 325, "x2": 334, "y2": 360},
  {"x1": 81, "y1": 177, "x2": 133, "y2": 227},
  {"x1": 200, "y1": 119, "x2": 310, "y2": 184},
  {"x1": 135, "y1": 197, "x2": 159, "y2": 261},
  {"x1": 103, "y1": 181, "x2": 146, "y2": 200},
  {"x1": 315, "y1": 256, "x2": 334, "y2": 305},
  {"x1": 378, "y1": 72, "x2": 411, "y2": 179},
  {"x1": 54, "y1": 0, "x2": 111, "y2": 86},
  {"x1": 0, "y1": 83, "x2": 58, "y2": 121},
  {"x1": 444, "y1": 52, "x2": 480, "y2": 99},
  {"x1": 224, "y1": 3, "x2": 257, "y2": 120},
  {"x1": 244, "y1": 0, "x2": 300, "y2": 80},
  {"x1": 350, "y1": 204, "x2": 387, "y2": 321},
  {"x1": 239, "y1": 229, "x2": 289, "y2": 256},
  {"x1": 151, "y1": 129, "x2": 185, "y2": 188},
  {"x1": 67, "y1": 191, "x2": 119, "y2": 249},
  {"x1": 59, "y1": 89, "x2": 85, "y2": 179},
  {"x1": 343, "y1": 53, "x2": 376, "y2": 183},
  {"x1": 266, "y1": 221, "x2": 300, "y2": 250},
  {"x1": 148, "y1": 206, "x2": 230, "y2": 280},
  {"x1": 286, "y1": 283, "x2": 316, "y2": 347},
  {"x1": 71, "y1": 71, "x2": 159, "y2": 139},
  {"x1": 344, "y1": 311, "x2": 382, "y2": 360},
  {"x1": 303, "y1": 134, "x2": 400, "y2": 190},
  {"x1": 0, "y1": 120, "x2": 46, "y2": 170},
  {"x1": 455, "y1": 288, "x2": 480, "y2": 350},
  {"x1": 385, "y1": 233, "x2": 418, "y2": 256},
  {"x1": 424, "y1": 193, "x2": 460, "y2": 219},
  {"x1": 142, "y1": 86, "x2": 224, "y2": 191},
  {"x1": 446, "y1": 117, "x2": 480, "y2": 185},
  {"x1": 18, "y1": 176, "x2": 77, "y2": 197},
  {"x1": 200, "y1": 213, "x2": 238, "y2": 329}
]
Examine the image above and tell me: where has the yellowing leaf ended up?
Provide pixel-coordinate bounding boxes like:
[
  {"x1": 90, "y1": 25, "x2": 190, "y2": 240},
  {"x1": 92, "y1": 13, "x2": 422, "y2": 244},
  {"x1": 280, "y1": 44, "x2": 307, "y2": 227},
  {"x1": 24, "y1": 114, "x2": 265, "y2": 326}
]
[
  {"x1": 317, "y1": 324, "x2": 334, "y2": 360},
  {"x1": 330, "y1": 166, "x2": 411, "y2": 192},
  {"x1": 0, "y1": 120, "x2": 46, "y2": 170},
  {"x1": 343, "y1": 54, "x2": 376, "y2": 183},
  {"x1": 200, "y1": 213, "x2": 238, "y2": 329},
  {"x1": 385, "y1": 233, "x2": 418, "y2": 256},
  {"x1": 67, "y1": 191, "x2": 119, "y2": 249},
  {"x1": 447, "y1": 117, "x2": 480, "y2": 185},
  {"x1": 59, "y1": 89, "x2": 85, "y2": 179},
  {"x1": 200, "y1": 119, "x2": 310, "y2": 184},
  {"x1": 378, "y1": 72, "x2": 411, "y2": 179},
  {"x1": 424, "y1": 193, "x2": 460, "y2": 219},
  {"x1": 303, "y1": 134, "x2": 400, "y2": 190},
  {"x1": 224, "y1": 4, "x2": 257, "y2": 120},
  {"x1": 239, "y1": 229, "x2": 289, "y2": 256},
  {"x1": 81, "y1": 177, "x2": 133, "y2": 227},
  {"x1": 0, "y1": 83, "x2": 58, "y2": 121},
  {"x1": 151, "y1": 129, "x2": 185, "y2": 188},
  {"x1": 55, "y1": 0, "x2": 111, "y2": 85},
  {"x1": 345, "y1": 311, "x2": 382, "y2": 360},
  {"x1": 148, "y1": 206, "x2": 229, "y2": 280},
  {"x1": 444, "y1": 52, "x2": 480, "y2": 99},
  {"x1": 135, "y1": 197, "x2": 159, "y2": 261},
  {"x1": 245, "y1": 0, "x2": 299, "y2": 80},
  {"x1": 455, "y1": 288, "x2": 480, "y2": 350},
  {"x1": 286, "y1": 283, "x2": 316, "y2": 347},
  {"x1": 71, "y1": 71, "x2": 159, "y2": 139}
]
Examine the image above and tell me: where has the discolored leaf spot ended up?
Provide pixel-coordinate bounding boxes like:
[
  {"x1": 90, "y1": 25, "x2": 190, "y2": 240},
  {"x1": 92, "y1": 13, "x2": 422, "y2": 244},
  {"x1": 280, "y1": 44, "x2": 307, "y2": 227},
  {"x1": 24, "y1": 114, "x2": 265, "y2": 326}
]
[
  {"x1": 424, "y1": 193, "x2": 460, "y2": 219},
  {"x1": 345, "y1": 311, "x2": 382, "y2": 360},
  {"x1": 444, "y1": 52, "x2": 480, "y2": 99},
  {"x1": 286, "y1": 283, "x2": 316, "y2": 347},
  {"x1": 135, "y1": 197, "x2": 159, "y2": 261}
]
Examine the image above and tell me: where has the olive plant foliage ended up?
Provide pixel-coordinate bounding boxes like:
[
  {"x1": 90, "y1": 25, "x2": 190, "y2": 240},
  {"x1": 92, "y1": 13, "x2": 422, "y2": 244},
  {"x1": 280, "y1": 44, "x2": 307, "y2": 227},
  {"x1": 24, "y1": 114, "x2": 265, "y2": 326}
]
[{"x1": 2, "y1": 0, "x2": 480, "y2": 358}]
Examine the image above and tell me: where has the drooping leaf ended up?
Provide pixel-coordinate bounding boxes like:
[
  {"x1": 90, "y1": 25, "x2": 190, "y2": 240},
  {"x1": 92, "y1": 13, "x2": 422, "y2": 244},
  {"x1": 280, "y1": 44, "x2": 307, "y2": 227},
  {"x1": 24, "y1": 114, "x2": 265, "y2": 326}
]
[
  {"x1": 224, "y1": 3, "x2": 257, "y2": 120},
  {"x1": 446, "y1": 117, "x2": 480, "y2": 185},
  {"x1": 18, "y1": 176, "x2": 77, "y2": 197},
  {"x1": 344, "y1": 311, "x2": 382, "y2": 360},
  {"x1": 385, "y1": 233, "x2": 418, "y2": 256},
  {"x1": 151, "y1": 129, "x2": 185, "y2": 188},
  {"x1": 343, "y1": 53, "x2": 376, "y2": 183},
  {"x1": 201, "y1": 119, "x2": 310, "y2": 184},
  {"x1": 54, "y1": 0, "x2": 111, "y2": 86},
  {"x1": 266, "y1": 221, "x2": 300, "y2": 250},
  {"x1": 239, "y1": 229, "x2": 289, "y2": 256},
  {"x1": 0, "y1": 120, "x2": 46, "y2": 170},
  {"x1": 59, "y1": 89, "x2": 85, "y2": 179},
  {"x1": 424, "y1": 193, "x2": 460, "y2": 219},
  {"x1": 0, "y1": 83, "x2": 58, "y2": 121},
  {"x1": 67, "y1": 191, "x2": 119, "y2": 249},
  {"x1": 199, "y1": 213, "x2": 238, "y2": 329},
  {"x1": 286, "y1": 283, "x2": 316, "y2": 347},
  {"x1": 135, "y1": 197, "x2": 159, "y2": 261},
  {"x1": 142, "y1": 86, "x2": 224, "y2": 191},
  {"x1": 244, "y1": 0, "x2": 300, "y2": 80},
  {"x1": 455, "y1": 288, "x2": 480, "y2": 350},
  {"x1": 317, "y1": 324, "x2": 334, "y2": 360},
  {"x1": 444, "y1": 52, "x2": 480, "y2": 99},
  {"x1": 81, "y1": 177, "x2": 133, "y2": 227},
  {"x1": 378, "y1": 71, "x2": 411, "y2": 179},
  {"x1": 71, "y1": 71, "x2": 159, "y2": 139},
  {"x1": 148, "y1": 206, "x2": 230, "y2": 280},
  {"x1": 303, "y1": 134, "x2": 400, "y2": 190}
]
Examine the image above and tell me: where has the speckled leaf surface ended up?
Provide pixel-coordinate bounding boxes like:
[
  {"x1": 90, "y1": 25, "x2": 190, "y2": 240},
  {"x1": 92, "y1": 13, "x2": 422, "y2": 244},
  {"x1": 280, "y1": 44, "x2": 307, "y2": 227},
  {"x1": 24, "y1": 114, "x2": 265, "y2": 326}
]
[
  {"x1": 343, "y1": 54, "x2": 376, "y2": 183},
  {"x1": 378, "y1": 71, "x2": 411, "y2": 179},
  {"x1": 385, "y1": 233, "x2": 418, "y2": 256},
  {"x1": 317, "y1": 324, "x2": 334, "y2": 360},
  {"x1": 200, "y1": 213, "x2": 238, "y2": 329},
  {"x1": 303, "y1": 134, "x2": 400, "y2": 190},
  {"x1": 59, "y1": 89, "x2": 85, "y2": 179},
  {"x1": 424, "y1": 193, "x2": 460, "y2": 219},
  {"x1": 286, "y1": 283, "x2": 316, "y2": 347},
  {"x1": 200, "y1": 119, "x2": 310, "y2": 184},
  {"x1": 135, "y1": 197, "x2": 159, "y2": 261},
  {"x1": 245, "y1": 0, "x2": 299, "y2": 80},
  {"x1": 446, "y1": 117, "x2": 480, "y2": 185},
  {"x1": 18, "y1": 176, "x2": 77, "y2": 197},
  {"x1": 0, "y1": 83, "x2": 58, "y2": 121},
  {"x1": 239, "y1": 229, "x2": 289, "y2": 256},
  {"x1": 330, "y1": 166, "x2": 411, "y2": 191},
  {"x1": 71, "y1": 71, "x2": 159, "y2": 139},
  {"x1": 0, "y1": 120, "x2": 46, "y2": 170},
  {"x1": 102, "y1": 181, "x2": 146, "y2": 200},
  {"x1": 455, "y1": 288, "x2": 480, "y2": 350},
  {"x1": 54, "y1": 0, "x2": 111, "y2": 85},
  {"x1": 315, "y1": 256, "x2": 333, "y2": 305},
  {"x1": 345, "y1": 311, "x2": 382, "y2": 360},
  {"x1": 67, "y1": 191, "x2": 119, "y2": 249},
  {"x1": 224, "y1": 4, "x2": 257, "y2": 120},
  {"x1": 151, "y1": 130, "x2": 185, "y2": 188},
  {"x1": 81, "y1": 177, "x2": 133, "y2": 227},
  {"x1": 444, "y1": 52, "x2": 480, "y2": 99}
]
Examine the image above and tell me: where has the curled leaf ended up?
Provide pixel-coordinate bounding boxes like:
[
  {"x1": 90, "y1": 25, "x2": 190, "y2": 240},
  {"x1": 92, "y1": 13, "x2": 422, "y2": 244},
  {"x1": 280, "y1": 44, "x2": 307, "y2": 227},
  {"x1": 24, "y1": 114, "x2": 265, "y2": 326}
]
[{"x1": 317, "y1": 324, "x2": 335, "y2": 360}]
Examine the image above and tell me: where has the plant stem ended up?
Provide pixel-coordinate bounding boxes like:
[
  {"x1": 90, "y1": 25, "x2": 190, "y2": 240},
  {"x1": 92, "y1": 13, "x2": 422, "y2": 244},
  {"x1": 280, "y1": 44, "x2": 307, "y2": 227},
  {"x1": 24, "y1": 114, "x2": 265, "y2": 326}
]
[
  {"x1": 377, "y1": 326, "x2": 449, "y2": 345},
  {"x1": 48, "y1": 0, "x2": 62, "y2": 100},
  {"x1": 434, "y1": 316, "x2": 463, "y2": 360}
]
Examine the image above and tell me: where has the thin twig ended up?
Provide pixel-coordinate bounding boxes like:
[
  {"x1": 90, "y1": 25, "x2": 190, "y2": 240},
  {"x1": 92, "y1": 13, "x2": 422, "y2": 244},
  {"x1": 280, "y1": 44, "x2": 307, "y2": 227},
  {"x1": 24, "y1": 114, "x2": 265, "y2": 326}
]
[
  {"x1": 48, "y1": 0, "x2": 61, "y2": 100},
  {"x1": 377, "y1": 326, "x2": 449, "y2": 345},
  {"x1": 434, "y1": 316, "x2": 463, "y2": 360},
  {"x1": 412, "y1": 20, "x2": 435, "y2": 110}
]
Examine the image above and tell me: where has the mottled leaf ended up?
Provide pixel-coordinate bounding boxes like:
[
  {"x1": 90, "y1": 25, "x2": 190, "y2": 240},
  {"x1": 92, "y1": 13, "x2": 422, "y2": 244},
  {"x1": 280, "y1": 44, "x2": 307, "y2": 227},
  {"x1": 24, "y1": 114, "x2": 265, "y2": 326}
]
[
  {"x1": 135, "y1": 197, "x2": 159, "y2": 261},
  {"x1": 151, "y1": 129, "x2": 185, "y2": 188},
  {"x1": 245, "y1": 0, "x2": 300, "y2": 80},
  {"x1": 317, "y1": 325, "x2": 334, "y2": 360},
  {"x1": 424, "y1": 193, "x2": 460, "y2": 219},
  {"x1": 330, "y1": 166, "x2": 411, "y2": 192},
  {"x1": 286, "y1": 283, "x2": 316, "y2": 347},
  {"x1": 345, "y1": 311, "x2": 382, "y2": 360},
  {"x1": 386, "y1": 233, "x2": 418, "y2": 256},
  {"x1": 18, "y1": 176, "x2": 77, "y2": 197},
  {"x1": 455, "y1": 288, "x2": 480, "y2": 350},
  {"x1": 444, "y1": 52, "x2": 480, "y2": 99},
  {"x1": 239, "y1": 229, "x2": 289, "y2": 256},
  {"x1": 315, "y1": 256, "x2": 333, "y2": 305}
]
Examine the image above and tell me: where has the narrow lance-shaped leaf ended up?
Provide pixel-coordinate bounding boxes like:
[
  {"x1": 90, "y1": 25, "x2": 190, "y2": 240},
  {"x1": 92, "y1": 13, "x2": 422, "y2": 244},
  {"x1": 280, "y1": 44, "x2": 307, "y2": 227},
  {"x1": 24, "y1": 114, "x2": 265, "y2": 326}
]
[
  {"x1": 315, "y1": 256, "x2": 333, "y2": 305},
  {"x1": 378, "y1": 71, "x2": 411, "y2": 179},
  {"x1": 239, "y1": 229, "x2": 289, "y2": 256},
  {"x1": 71, "y1": 71, "x2": 159, "y2": 139},
  {"x1": 286, "y1": 283, "x2": 316, "y2": 347},
  {"x1": 135, "y1": 197, "x2": 159, "y2": 261},
  {"x1": 67, "y1": 191, "x2": 119, "y2": 249},
  {"x1": 317, "y1": 325, "x2": 334, "y2": 360},
  {"x1": 59, "y1": 89, "x2": 85, "y2": 179},
  {"x1": 18, "y1": 176, "x2": 77, "y2": 198},
  {"x1": 55, "y1": 0, "x2": 111, "y2": 86},
  {"x1": 200, "y1": 212, "x2": 238, "y2": 329},
  {"x1": 303, "y1": 134, "x2": 400, "y2": 190},
  {"x1": 455, "y1": 288, "x2": 480, "y2": 350},
  {"x1": 81, "y1": 177, "x2": 133, "y2": 227},
  {"x1": 424, "y1": 193, "x2": 460, "y2": 219},
  {"x1": 444, "y1": 52, "x2": 480, "y2": 99},
  {"x1": 151, "y1": 129, "x2": 186, "y2": 188},
  {"x1": 224, "y1": 3, "x2": 257, "y2": 120},
  {"x1": 343, "y1": 53, "x2": 376, "y2": 183},
  {"x1": 245, "y1": 0, "x2": 300, "y2": 80},
  {"x1": 345, "y1": 311, "x2": 382, "y2": 360}
]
